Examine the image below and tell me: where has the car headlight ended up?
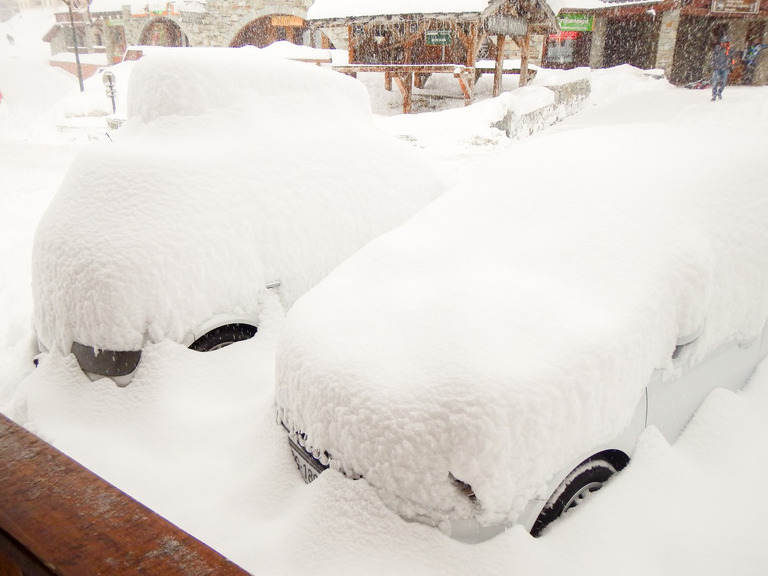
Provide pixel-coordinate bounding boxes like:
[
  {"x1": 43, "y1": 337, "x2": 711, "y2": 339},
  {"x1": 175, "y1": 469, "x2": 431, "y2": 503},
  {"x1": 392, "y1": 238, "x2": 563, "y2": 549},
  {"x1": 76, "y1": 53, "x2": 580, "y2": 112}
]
[{"x1": 71, "y1": 342, "x2": 142, "y2": 382}]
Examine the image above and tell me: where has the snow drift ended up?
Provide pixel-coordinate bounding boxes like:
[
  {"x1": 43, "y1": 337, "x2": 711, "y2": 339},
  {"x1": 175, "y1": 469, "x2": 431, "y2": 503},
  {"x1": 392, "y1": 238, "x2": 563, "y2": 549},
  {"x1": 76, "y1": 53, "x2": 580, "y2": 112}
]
[
  {"x1": 31, "y1": 47, "x2": 445, "y2": 355},
  {"x1": 276, "y1": 116, "x2": 768, "y2": 529}
]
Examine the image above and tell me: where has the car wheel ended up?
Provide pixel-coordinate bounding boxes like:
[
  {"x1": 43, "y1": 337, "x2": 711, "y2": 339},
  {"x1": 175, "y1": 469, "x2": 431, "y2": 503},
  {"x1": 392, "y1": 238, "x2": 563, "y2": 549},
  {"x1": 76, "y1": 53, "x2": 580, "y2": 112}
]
[
  {"x1": 530, "y1": 458, "x2": 617, "y2": 537},
  {"x1": 189, "y1": 323, "x2": 257, "y2": 352}
]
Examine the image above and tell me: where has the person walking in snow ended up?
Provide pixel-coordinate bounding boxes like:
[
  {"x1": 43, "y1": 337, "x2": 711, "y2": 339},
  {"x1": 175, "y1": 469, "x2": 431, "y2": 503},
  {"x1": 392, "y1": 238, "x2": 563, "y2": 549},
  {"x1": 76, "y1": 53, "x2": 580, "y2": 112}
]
[{"x1": 711, "y1": 35, "x2": 732, "y2": 101}]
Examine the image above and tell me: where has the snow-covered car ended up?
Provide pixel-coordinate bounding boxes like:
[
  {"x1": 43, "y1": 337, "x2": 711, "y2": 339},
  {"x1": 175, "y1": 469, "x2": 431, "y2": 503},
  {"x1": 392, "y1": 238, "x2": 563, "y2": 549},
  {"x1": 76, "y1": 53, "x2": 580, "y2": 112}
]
[
  {"x1": 275, "y1": 119, "x2": 768, "y2": 541},
  {"x1": 31, "y1": 47, "x2": 444, "y2": 383}
]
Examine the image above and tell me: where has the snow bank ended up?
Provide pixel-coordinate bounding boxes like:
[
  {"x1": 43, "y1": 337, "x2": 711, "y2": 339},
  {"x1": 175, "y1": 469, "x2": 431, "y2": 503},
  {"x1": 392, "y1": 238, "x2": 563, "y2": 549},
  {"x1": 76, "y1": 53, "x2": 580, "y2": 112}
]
[
  {"x1": 126, "y1": 47, "x2": 370, "y2": 124},
  {"x1": 276, "y1": 109, "x2": 768, "y2": 528},
  {"x1": 0, "y1": 10, "x2": 79, "y2": 140},
  {"x1": 32, "y1": 48, "x2": 445, "y2": 355},
  {"x1": 57, "y1": 60, "x2": 135, "y2": 121},
  {"x1": 375, "y1": 68, "x2": 592, "y2": 148},
  {"x1": 588, "y1": 64, "x2": 674, "y2": 106}
]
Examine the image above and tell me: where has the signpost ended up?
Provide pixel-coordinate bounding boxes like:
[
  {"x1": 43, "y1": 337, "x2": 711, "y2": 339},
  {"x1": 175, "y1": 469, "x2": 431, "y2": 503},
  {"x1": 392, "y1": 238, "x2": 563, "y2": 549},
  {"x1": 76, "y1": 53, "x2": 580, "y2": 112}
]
[
  {"x1": 425, "y1": 30, "x2": 452, "y2": 46},
  {"x1": 485, "y1": 15, "x2": 528, "y2": 36},
  {"x1": 710, "y1": 0, "x2": 759, "y2": 12},
  {"x1": 557, "y1": 14, "x2": 594, "y2": 32}
]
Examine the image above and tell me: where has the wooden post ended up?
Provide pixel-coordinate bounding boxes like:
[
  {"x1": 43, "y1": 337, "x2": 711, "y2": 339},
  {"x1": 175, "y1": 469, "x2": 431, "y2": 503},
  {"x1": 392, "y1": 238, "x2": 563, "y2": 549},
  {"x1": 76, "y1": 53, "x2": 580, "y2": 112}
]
[
  {"x1": 493, "y1": 34, "x2": 506, "y2": 97},
  {"x1": 465, "y1": 21, "x2": 479, "y2": 105},
  {"x1": 392, "y1": 72, "x2": 413, "y2": 113},
  {"x1": 519, "y1": 27, "x2": 531, "y2": 87},
  {"x1": 348, "y1": 24, "x2": 355, "y2": 64}
]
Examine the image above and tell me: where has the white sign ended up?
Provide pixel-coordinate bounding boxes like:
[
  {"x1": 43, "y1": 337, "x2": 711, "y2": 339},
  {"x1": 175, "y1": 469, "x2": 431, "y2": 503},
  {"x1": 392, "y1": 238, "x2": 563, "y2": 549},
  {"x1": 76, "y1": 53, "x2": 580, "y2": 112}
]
[{"x1": 485, "y1": 15, "x2": 528, "y2": 36}]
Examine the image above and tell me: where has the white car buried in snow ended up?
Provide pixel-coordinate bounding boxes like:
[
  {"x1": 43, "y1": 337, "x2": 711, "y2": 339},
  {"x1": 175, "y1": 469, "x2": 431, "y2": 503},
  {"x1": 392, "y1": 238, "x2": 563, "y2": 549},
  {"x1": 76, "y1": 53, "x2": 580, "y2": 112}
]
[
  {"x1": 31, "y1": 48, "x2": 444, "y2": 383},
  {"x1": 275, "y1": 117, "x2": 768, "y2": 541}
]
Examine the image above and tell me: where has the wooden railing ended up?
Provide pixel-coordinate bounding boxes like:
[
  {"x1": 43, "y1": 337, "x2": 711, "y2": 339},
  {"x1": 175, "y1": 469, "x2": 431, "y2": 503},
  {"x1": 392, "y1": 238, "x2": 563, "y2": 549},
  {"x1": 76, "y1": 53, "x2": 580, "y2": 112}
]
[{"x1": 0, "y1": 414, "x2": 252, "y2": 576}]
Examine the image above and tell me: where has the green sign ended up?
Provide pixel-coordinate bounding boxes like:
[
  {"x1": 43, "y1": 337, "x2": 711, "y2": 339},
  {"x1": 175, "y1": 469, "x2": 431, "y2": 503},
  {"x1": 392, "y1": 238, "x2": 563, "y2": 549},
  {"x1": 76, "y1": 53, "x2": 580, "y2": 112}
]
[
  {"x1": 558, "y1": 14, "x2": 594, "y2": 32},
  {"x1": 425, "y1": 30, "x2": 453, "y2": 46}
]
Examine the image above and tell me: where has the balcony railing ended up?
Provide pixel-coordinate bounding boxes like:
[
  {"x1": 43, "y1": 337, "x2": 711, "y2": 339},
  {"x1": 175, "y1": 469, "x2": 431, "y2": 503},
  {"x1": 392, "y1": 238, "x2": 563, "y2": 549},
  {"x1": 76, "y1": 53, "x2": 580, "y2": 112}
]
[{"x1": 0, "y1": 414, "x2": 252, "y2": 576}]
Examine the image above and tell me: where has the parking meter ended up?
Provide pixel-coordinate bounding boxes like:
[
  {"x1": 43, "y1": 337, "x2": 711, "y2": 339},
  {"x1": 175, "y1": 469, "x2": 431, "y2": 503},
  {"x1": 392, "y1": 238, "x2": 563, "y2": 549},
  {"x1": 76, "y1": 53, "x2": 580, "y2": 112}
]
[{"x1": 103, "y1": 70, "x2": 117, "y2": 114}]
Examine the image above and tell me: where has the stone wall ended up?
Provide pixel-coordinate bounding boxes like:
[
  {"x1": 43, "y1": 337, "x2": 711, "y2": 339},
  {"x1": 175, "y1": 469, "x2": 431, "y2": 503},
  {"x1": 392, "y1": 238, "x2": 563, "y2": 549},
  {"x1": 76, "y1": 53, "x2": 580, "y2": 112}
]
[
  {"x1": 655, "y1": 8, "x2": 680, "y2": 73},
  {"x1": 119, "y1": 0, "x2": 312, "y2": 50},
  {"x1": 494, "y1": 72, "x2": 591, "y2": 139},
  {"x1": 589, "y1": 16, "x2": 606, "y2": 69}
]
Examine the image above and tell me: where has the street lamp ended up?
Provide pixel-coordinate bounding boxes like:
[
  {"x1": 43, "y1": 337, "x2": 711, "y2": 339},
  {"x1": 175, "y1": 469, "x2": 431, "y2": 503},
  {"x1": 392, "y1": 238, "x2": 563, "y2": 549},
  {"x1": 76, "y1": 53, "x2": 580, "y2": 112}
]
[{"x1": 61, "y1": 0, "x2": 90, "y2": 92}]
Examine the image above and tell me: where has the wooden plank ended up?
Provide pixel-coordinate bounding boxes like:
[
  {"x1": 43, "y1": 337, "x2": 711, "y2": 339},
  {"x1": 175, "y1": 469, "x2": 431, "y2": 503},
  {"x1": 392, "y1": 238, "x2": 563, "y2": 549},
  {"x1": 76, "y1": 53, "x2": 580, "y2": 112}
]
[
  {"x1": 0, "y1": 414, "x2": 252, "y2": 576},
  {"x1": 333, "y1": 64, "x2": 469, "y2": 74}
]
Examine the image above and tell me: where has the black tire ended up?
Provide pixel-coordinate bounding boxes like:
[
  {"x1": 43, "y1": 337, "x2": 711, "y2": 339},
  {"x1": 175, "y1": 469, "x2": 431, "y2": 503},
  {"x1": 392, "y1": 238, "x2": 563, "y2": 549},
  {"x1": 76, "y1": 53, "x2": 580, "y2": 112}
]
[
  {"x1": 530, "y1": 458, "x2": 617, "y2": 537},
  {"x1": 189, "y1": 323, "x2": 257, "y2": 352}
]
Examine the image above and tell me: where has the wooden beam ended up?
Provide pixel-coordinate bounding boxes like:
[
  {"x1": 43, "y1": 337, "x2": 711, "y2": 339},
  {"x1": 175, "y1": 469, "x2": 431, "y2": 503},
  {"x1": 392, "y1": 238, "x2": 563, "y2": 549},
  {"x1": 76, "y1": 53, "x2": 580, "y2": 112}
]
[
  {"x1": 0, "y1": 414, "x2": 251, "y2": 576},
  {"x1": 518, "y1": 28, "x2": 532, "y2": 87},
  {"x1": 456, "y1": 72, "x2": 473, "y2": 104},
  {"x1": 493, "y1": 34, "x2": 505, "y2": 97},
  {"x1": 392, "y1": 72, "x2": 413, "y2": 113}
]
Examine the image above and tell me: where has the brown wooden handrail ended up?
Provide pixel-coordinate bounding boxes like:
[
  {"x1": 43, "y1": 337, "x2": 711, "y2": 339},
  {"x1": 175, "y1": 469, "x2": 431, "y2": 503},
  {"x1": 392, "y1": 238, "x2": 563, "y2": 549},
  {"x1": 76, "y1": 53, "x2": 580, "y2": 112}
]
[{"x1": 0, "y1": 413, "x2": 252, "y2": 576}]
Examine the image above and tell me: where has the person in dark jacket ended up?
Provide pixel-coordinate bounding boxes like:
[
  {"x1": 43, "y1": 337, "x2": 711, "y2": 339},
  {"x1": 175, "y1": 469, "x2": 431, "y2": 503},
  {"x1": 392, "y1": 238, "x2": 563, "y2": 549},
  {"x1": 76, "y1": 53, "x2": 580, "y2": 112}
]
[{"x1": 711, "y1": 36, "x2": 732, "y2": 101}]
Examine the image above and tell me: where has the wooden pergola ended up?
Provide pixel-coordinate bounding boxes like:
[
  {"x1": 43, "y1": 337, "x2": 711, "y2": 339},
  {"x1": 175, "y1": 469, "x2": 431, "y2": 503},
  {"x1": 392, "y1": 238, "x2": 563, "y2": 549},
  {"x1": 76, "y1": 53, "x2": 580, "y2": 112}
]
[{"x1": 309, "y1": 0, "x2": 558, "y2": 113}]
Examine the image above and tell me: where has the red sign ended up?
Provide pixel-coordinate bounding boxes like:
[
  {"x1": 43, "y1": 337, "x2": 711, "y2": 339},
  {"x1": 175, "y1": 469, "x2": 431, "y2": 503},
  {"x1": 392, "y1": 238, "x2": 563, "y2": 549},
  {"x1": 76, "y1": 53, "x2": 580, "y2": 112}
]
[{"x1": 548, "y1": 31, "x2": 579, "y2": 41}]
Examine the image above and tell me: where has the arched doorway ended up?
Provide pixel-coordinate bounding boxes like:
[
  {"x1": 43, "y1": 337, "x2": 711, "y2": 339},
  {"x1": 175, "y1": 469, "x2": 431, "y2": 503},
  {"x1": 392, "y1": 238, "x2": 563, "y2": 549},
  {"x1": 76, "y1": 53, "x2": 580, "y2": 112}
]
[
  {"x1": 139, "y1": 18, "x2": 188, "y2": 47},
  {"x1": 230, "y1": 15, "x2": 309, "y2": 48}
]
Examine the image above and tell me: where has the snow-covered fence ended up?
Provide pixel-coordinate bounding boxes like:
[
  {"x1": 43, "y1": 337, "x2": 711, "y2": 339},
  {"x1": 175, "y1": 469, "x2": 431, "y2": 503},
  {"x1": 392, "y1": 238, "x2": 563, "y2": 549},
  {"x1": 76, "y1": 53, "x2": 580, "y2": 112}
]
[
  {"x1": 374, "y1": 68, "x2": 592, "y2": 149},
  {"x1": 494, "y1": 70, "x2": 591, "y2": 140}
]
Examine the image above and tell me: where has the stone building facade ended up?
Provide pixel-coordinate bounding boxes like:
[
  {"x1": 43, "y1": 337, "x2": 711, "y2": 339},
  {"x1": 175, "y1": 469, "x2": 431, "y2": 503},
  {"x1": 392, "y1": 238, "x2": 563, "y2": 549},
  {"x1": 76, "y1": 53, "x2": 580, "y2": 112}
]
[
  {"x1": 557, "y1": 0, "x2": 768, "y2": 86},
  {"x1": 44, "y1": 0, "x2": 768, "y2": 88},
  {"x1": 46, "y1": 0, "x2": 321, "y2": 66}
]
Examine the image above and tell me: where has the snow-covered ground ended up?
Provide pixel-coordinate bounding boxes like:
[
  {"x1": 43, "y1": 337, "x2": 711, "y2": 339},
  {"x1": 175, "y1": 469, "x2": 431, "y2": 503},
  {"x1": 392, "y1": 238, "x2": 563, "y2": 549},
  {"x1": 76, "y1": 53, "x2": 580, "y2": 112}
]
[{"x1": 2, "y1": 9, "x2": 768, "y2": 576}]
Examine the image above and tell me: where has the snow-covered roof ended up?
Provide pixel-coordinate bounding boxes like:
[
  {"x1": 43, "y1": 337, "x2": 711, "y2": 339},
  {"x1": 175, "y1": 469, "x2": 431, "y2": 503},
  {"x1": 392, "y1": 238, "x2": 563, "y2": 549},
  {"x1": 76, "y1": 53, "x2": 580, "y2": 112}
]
[
  {"x1": 308, "y1": 0, "x2": 492, "y2": 20},
  {"x1": 87, "y1": 0, "x2": 182, "y2": 14},
  {"x1": 307, "y1": 0, "x2": 660, "y2": 21},
  {"x1": 553, "y1": 0, "x2": 661, "y2": 12},
  {"x1": 50, "y1": 51, "x2": 108, "y2": 65},
  {"x1": 259, "y1": 41, "x2": 332, "y2": 62},
  {"x1": 87, "y1": 0, "x2": 127, "y2": 13}
]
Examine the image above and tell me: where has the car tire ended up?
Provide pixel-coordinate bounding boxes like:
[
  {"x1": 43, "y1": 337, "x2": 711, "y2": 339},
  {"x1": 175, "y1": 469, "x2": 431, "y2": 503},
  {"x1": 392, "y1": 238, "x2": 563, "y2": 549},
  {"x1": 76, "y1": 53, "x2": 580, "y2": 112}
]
[
  {"x1": 189, "y1": 323, "x2": 257, "y2": 352},
  {"x1": 530, "y1": 458, "x2": 617, "y2": 537}
]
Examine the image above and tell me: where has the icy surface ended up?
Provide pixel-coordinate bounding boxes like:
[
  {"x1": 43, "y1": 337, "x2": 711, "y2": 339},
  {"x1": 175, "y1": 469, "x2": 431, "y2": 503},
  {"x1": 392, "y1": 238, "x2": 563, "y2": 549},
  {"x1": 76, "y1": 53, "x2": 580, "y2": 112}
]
[{"x1": 31, "y1": 48, "x2": 444, "y2": 353}]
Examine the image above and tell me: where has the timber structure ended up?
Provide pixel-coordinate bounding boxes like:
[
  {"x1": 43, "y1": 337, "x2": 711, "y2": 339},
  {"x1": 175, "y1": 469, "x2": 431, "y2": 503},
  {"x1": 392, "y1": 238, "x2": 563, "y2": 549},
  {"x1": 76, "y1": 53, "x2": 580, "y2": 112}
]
[{"x1": 308, "y1": 0, "x2": 559, "y2": 112}]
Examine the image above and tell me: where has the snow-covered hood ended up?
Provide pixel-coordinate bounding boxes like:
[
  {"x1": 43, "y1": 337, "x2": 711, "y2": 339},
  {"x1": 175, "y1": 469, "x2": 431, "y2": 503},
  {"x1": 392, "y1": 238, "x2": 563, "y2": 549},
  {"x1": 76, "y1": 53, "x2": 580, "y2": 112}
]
[
  {"x1": 276, "y1": 120, "x2": 768, "y2": 526},
  {"x1": 32, "y1": 48, "x2": 445, "y2": 353}
]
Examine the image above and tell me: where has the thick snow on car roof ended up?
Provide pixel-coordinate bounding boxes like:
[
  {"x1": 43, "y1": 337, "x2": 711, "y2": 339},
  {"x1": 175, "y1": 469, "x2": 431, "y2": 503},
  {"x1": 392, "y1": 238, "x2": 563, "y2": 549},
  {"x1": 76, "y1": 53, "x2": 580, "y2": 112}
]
[
  {"x1": 32, "y1": 47, "x2": 444, "y2": 353},
  {"x1": 276, "y1": 111, "x2": 768, "y2": 526}
]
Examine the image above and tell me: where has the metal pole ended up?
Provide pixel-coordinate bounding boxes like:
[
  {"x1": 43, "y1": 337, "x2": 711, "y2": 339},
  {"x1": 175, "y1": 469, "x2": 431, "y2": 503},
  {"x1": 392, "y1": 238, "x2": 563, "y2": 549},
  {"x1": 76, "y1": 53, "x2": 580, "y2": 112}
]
[{"x1": 66, "y1": 0, "x2": 85, "y2": 92}]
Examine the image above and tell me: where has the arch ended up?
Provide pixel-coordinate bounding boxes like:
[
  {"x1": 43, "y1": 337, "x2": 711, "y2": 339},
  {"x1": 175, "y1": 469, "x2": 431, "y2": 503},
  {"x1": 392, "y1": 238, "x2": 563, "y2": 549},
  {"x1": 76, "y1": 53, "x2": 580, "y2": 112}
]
[
  {"x1": 230, "y1": 14, "x2": 309, "y2": 48},
  {"x1": 139, "y1": 17, "x2": 188, "y2": 47}
]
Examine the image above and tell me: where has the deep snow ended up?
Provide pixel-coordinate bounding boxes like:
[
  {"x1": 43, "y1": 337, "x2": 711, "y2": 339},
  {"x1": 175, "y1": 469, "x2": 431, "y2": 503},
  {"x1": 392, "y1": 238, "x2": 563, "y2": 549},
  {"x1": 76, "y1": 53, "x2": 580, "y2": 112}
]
[
  {"x1": 31, "y1": 48, "x2": 444, "y2": 355},
  {"x1": 2, "y1": 9, "x2": 768, "y2": 576},
  {"x1": 275, "y1": 102, "x2": 768, "y2": 530}
]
